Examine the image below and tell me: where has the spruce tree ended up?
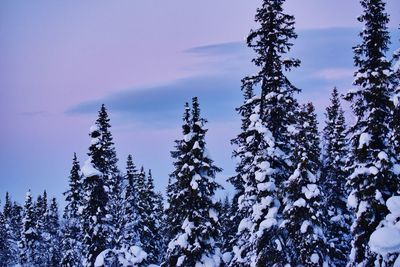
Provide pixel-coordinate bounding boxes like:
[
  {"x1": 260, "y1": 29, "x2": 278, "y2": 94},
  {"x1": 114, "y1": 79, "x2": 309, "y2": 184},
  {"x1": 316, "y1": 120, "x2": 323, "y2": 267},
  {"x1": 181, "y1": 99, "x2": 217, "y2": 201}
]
[
  {"x1": 163, "y1": 103, "x2": 192, "y2": 250},
  {"x1": 229, "y1": 0, "x2": 300, "y2": 265},
  {"x1": 391, "y1": 46, "x2": 400, "y2": 164},
  {"x1": 81, "y1": 126, "x2": 110, "y2": 267},
  {"x1": 3, "y1": 192, "x2": 12, "y2": 219},
  {"x1": 35, "y1": 191, "x2": 50, "y2": 266},
  {"x1": 120, "y1": 154, "x2": 140, "y2": 250},
  {"x1": 283, "y1": 103, "x2": 328, "y2": 266},
  {"x1": 144, "y1": 169, "x2": 163, "y2": 264},
  {"x1": 90, "y1": 104, "x2": 122, "y2": 248},
  {"x1": 0, "y1": 200, "x2": 13, "y2": 266},
  {"x1": 345, "y1": 0, "x2": 399, "y2": 265},
  {"x1": 61, "y1": 153, "x2": 84, "y2": 267},
  {"x1": 2, "y1": 193, "x2": 20, "y2": 265},
  {"x1": 19, "y1": 190, "x2": 38, "y2": 266},
  {"x1": 43, "y1": 197, "x2": 61, "y2": 266},
  {"x1": 162, "y1": 97, "x2": 222, "y2": 267},
  {"x1": 321, "y1": 87, "x2": 351, "y2": 265}
]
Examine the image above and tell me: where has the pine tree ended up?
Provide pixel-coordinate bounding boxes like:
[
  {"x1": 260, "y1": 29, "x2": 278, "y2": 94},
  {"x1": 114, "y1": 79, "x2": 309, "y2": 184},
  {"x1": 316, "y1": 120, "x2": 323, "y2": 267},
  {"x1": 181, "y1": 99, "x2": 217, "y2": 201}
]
[
  {"x1": 35, "y1": 190, "x2": 50, "y2": 266},
  {"x1": 144, "y1": 169, "x2": 163, "y2": 264},
  {"x1": 229, "y1": 0, "x2": 300, "y2": 265},
  {"x1": 90, "y1": 104, "x2": 122, "y2": 248},
  {"x1": 120, "y1": 154, "x2": 140, "y2": 250},
  {"x1": 19, "y1": 190, "x2": 38, "y2": 266},
  {"x1": 282, "y1": 103, "x2": 328, "y2": 266},
  {"x1": 218, "y1": 196, "x2": 236, "y2": 264},
  {"x1": 81, "y1": 126, "x2": 110, "y2": 267},
  {"x1": 162, "y1": 97, "x2": 222, "y2": 267},
  {"x1": 3, "y1": 192, "x2": 12, "y2": 219},
  {"x1": 345, "y1": 0, "x2": 399, "y2": 265},
  {"x1": 391, "y1": 45, "x2": 400, "y2": 163},
  {"x1": 43, "y1": 197, "x2": 61, "y2": 266},
  {"x1": 321, "y1": 87, "x2": 351, "y2": 265},
  {"x1": 163, "y1": 103, "x2": 192, "y2": 250},
  {"x1": 61, "y1": 153, "x2": 84, "y2": 267},
  {"x1": 0, "y1": 200, "x2": 13, "y2": 266},
  {"x1": 2, "y1": 193, "x2": 20, "y2": 265}
]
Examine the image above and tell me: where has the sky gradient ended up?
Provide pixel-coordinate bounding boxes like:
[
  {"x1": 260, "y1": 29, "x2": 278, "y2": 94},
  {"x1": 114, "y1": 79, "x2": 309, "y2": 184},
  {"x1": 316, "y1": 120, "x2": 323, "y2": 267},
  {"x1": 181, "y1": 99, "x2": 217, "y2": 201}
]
[{"x1": 1, "y1": 0, "x2": 399, "y2": 204}]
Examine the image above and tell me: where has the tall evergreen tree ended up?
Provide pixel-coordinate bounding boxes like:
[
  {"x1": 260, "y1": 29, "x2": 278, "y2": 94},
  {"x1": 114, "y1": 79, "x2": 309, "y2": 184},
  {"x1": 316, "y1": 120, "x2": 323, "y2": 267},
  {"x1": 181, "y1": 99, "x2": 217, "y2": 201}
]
[
  {"x1": 19, "y1": 190, "x2": 38, "y2": 266},
  {"x1": 283, "y1": 103, "x2": 328, "y2": 266},
  {"x1": 90, "y1": 104, "x2": 122, "y2": 248},
  {"x1": 144, "y1": 169, "x2": 163, "y2": 264},
  {"x1": 120, "y1": 154, "x2": 140, "y2": 250},
  {"x1": 81, "y1": 126, "x2": 110, "y2": 267},
  {"x1": 321, "y1": 87, "x2": 351, "y2": 265},
  {"x1": 2, "y1": 193, "x2": 20, "y2": 265},
  {"x1": 345, "y1": 0, "x2": 399, "y2": 265},
  {"x1": 35, "y1": 191, "x2": 50, "y2": 266},
  {"x1": 61, "y1": 153, "x2": 84, "y2": 267},
  {"x1": 3, "y1": 192, "x2": 12, "y2": 219},
  {"x1": 47, "y1": 197, "x2": 62, "y2": 266},
  {"x1": 391, "y1": 46, "x2": 400, "y2": 164},
  {"x1": 0, "y1": 200, "x2": 13, "y2": 266},
  {"x1": 163, "y1": 97, "x2": 222, "y2": 267},
  {"x1": 229, "y1": 0, "x2": 300, "y2": 265},
  {"x1": 163, "y1": 102, "x2": 192, "y2": 250}
]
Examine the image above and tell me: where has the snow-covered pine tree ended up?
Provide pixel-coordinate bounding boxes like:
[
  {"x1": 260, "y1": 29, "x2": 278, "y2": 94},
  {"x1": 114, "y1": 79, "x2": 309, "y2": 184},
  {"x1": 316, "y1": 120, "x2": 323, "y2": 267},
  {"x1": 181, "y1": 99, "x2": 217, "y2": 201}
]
[
  {"x1": 120, "y1": 154, "x2": 140, "y2": 250},
  {"x1": 218, "y1": 196, "x2": 236, "y2": 263},
  {"x1": 81, "y1": 126, "x2": 110, "y2": 267},
  {"x1": 321, "y1": 87, "x2": 351, "y2": 265},
  {"x1": 0, "y1": 200, "x2": 13, "y2": 266},
  {"x1": 153, "y1": 191, "x2": 165, "y2": 264},
  {"x1": 229, "y1": 0, "x2": 300, "y2": 265},
  {"x1": 19, "y1": 190, "x2": 38, "y2": 266},
  {"x1": 391, "y1": 45, "x2": 400, "y2": 165},
  {"x1": 282, "y1": 103, "x2": 328, "y2": 266},
  {"x1": 91, "y1": 104, "x2": 122, "y2": 248},
  {"x1": 162, "y1": 97, "x2": 222, "y2": 267},
  {"x1": 34, "y1": 190, "x2": 51, "y2": 266},
  {"x1": 61, "y1": 153, "x2": 84, "y2": 267},
  {"x1": 144, "y1": 169, "x2": 163, "y2": 264},
  {"x1": 3, "y1": 192, "x2": 12, "y2": 219},
  {"x1": 345, "y1": 0, "x2": 399, "y2": 265},
  {"x1": 163, "y1": 102, "x2": 192, "y2": 252},
  {"x1": 46, "y1": 197, "x2": 61, "y2": 266},
  {"x1": 2, "y1": 193, "x2": 19, "y2": 265}
]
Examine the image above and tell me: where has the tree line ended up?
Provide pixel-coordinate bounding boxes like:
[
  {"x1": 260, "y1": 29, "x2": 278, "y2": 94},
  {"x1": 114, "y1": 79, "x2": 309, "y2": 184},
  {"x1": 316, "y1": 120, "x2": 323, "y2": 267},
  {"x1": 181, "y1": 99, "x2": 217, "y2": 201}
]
[{"x1": 1, "y1": 0, "x2": 399, "y2": 266}]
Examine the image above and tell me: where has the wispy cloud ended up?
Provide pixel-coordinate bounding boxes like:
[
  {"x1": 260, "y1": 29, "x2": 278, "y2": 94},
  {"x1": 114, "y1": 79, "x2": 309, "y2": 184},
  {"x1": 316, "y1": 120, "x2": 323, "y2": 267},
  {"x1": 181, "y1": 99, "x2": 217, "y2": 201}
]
[{"x1": 313, "y1": 68, "x2": 355, "y2": 81}]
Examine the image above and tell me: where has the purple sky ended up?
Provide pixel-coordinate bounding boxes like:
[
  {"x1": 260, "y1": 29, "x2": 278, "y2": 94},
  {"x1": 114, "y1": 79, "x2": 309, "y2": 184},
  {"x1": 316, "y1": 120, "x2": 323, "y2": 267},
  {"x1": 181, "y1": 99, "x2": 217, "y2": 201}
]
[{"x1": 1, "y1": 0, "x2": 399, "y2": 204}]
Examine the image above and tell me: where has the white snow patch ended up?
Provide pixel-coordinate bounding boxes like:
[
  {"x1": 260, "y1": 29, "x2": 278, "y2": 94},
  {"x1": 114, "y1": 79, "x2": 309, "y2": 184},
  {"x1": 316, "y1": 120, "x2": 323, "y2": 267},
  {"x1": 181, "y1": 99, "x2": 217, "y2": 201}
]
[
  {"x1": 82, "y1": 157, "x2": 102, "y2": 177},
  {"x1": 310, "y1": 253, "x2": 320, "y2": 264},
  {"x1": 358, "y1": 132, "x2": 371, "y2": 149},
  {"x1": 301, "y1": 220, "x2": 310, "y2": 233}
]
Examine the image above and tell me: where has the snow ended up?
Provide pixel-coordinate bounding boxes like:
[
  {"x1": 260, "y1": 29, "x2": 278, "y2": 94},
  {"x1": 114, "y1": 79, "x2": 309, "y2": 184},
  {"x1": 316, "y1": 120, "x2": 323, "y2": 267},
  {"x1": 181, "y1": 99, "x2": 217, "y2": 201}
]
[
  {"x1": 370, "y1": 196, "x2": 400, "y2": 258},
  {"x1": 387, "y1": 196, "x2": 400, "y2": 216},
  {"x1": 257, "y1": 181, "x2": 275, "y2": 192},
  {"x1": 293, "y1": 198, "x2": 306, "y2": 207},
  {"x1": 358, "y1": 132, "x2": 371, "y2": 149},
  {"x1": 222, "y1": 252, "x2": 232, "y2": 263},
  {"x1": 94, "y1": 246, "x2": 147, "y2": 267},
  {"x1": 301, "y1": 184, "x2": 320, "y2": 199},
  {"x1": 310, "y1": 253, "x2": 320, "y2": 264},
  {"x1": 300, "y1": 220, "x2": 310, "y2": 233},
  {"x1": 393, "y1": 164, "x2": 400, "y2": 175},
  {"x1": 209, "y1": 208, "x2": 219, "y2": 222},
  {"x1": 369, "y1": 227, "x2": 400, "y2": 255},
  {"x1": 177, "y1": 256, "x2": 185, "y2": 266},
  {"x1": 347, "y1": 190, "x2": 358, "y2": 209},
  {"x1": 193, "y1": 141, "x2": 201, "y2": 150},
  {"x1": 82, "y1": 157, "x2": 102, "y2": 177}
]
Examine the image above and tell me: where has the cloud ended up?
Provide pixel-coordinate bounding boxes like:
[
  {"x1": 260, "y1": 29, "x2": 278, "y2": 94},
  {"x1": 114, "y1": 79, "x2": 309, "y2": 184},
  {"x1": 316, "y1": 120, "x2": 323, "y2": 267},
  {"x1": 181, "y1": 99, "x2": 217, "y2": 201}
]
[
  {"x1": 67, "y1": 74, "x2": 243, "y2": 127},
  {"x1": 313, "y1": 68, "x2": 355, "y2": 81},
  {"x1": 67, "y1": 28, "x2": 400, "y2": 129}
]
